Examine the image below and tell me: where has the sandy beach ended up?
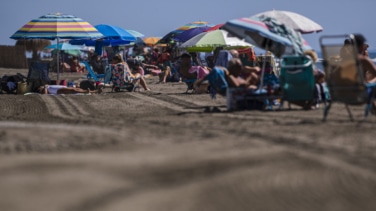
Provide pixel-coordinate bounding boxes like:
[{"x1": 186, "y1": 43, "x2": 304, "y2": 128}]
[{"x1": 1, "y1": 67, "x2": 376, "y2": 211}]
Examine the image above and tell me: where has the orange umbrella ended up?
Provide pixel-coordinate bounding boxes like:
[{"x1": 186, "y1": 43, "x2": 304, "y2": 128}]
[{"x1": 143, "y1": 37, "x2": 161, "y2": 46}]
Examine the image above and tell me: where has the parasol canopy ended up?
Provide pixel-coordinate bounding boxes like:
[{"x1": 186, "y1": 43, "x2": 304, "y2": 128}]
[
  {"x1": 45, "y1": 43, "x2": 82, "y2": 50},
  {"x1": 173, "y1": 26, "x2": 211, "y2": 43},
  {"x1": 10, "y1": 13, "x2": 103, "y2": 40},
  {"x1": 69, "y1": 24, "x2": 136, "y2": 46},
  {"x1": 222, "y1": 17, "x2": 295, "y2": 58},
  {"x1": 45, "y1": 43, "x2": 83, "y2": 56},
  {"x1": 204, "y1": 23, "x2": 224, "y2": 32},
  {"x1": 143, "y1": 37, "x2": 161, "y2": 46},
  {"x1": 10, "y1": 12, "x2": 103, "y2": 80},
  {"x1": 252, "y1": 10, "x2": 323, "y2": 34},
  {"x1": 179, "y1": 29, "x2": 253, "y2": 52},
  {"x1": 158, "y1": 21, "x2": 214, "y2": 44},
  {"x1": 126, "y1": 29, "x2": 144, "y2": 38}
]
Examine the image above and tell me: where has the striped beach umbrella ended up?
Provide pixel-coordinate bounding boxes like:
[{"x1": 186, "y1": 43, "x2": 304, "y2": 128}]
[
  {"x1": 222, "y1": 17, "x2": 293, "y2": 58},
  {"x1": 158, "y1": 21, "x2": 214, "y2": 44},
  {"x1": 10, "y1": 13, "x2": 103, "y2": 40},
  {"x1": 10, "y1": 13, "x2": 103, "y2": 79},
  {"x1": 175, "y1": 21, "x2": 212, "y2": 34},
  {"x1": 173, "y1": 26, "x2": 211, "y2": 43}
]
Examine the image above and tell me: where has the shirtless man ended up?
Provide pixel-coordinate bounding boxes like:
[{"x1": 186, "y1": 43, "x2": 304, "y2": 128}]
[{"x1": 194, "y1": 58, "x2": 260, "y2": 92}]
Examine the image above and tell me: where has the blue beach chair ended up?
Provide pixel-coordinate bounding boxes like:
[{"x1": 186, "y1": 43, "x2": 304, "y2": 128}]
[{"x1": 82, "y1": 61, "x2": 105, "y2": 82}]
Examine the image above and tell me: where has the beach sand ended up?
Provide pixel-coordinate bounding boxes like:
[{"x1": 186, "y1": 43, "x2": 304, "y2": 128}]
[{"x1": 1, "y1": 68, "x2": 376, "y2": 211}]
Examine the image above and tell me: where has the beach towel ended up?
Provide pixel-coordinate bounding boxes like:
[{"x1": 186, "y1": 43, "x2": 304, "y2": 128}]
[
  {"x1": 206, "y1": 67, "x2": 228, "y2": 98},
  {"x1": 188, "y1": 66, "x2": 209, "y2": 79},
  {"x1": 214, "y1": 50, "x2": 233, "y2": 67}
]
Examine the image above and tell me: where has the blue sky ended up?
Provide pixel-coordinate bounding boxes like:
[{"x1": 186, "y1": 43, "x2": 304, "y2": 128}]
[{"x1": 1, "y1": 0, "x2": 375, "y2": 52}]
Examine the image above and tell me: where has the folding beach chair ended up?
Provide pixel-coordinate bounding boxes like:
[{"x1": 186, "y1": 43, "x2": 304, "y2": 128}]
[
  {"x1": 279, "y1": 55, "x2": 316, "y2": 109},
  {"x1": 319, "y1": 34, "x2": 376, "y2": 121},
  {"x1": 82, "y1": 61, "x2": 105, "y2": 82},
  {"x1": 110, "y1": 63, "x2": 140, "y2": 92},
  {"x1": 225, "y1": 56, "x2": 281, "y2": 111},
  {"x1": 226, "y1": 88, "x2": 271, "y2": 111}
]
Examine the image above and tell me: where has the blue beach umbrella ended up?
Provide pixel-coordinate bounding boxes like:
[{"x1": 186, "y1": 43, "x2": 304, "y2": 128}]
[
  {"x1": 45, "y1": 43, "x2": 83, "y2": 56},
  {"x1": 70, "y1": 24, "x2": 137, "y2": 57},
  {"x1": 45, "y1": 43, "x2": 83, "y2": 50},
  {"x1": 126, "y1": 29, "x2": 144, "y2": 38},
  {"x1": 70, "y1": 24, "x2": 137, "y2": 46}
]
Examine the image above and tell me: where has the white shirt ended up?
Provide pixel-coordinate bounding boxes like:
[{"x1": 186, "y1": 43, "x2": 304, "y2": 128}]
[{"x1": 46, "y1": 85, "x2": 67, "y2": 94}]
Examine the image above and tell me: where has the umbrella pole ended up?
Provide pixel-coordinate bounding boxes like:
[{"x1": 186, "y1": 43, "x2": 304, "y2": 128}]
[
  {"x1": 57, "y1": 37, "x2": 60, "y2": 81},
  {"x1": 258, "y1": 48, "x2": 268, "y2": 91},
  {"x1": 23, "y1": 37, "x2": 28, "y2": 68}
]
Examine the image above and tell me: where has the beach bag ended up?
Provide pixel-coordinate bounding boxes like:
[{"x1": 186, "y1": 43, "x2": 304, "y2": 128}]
[
  {"x1": 206, "y1": 66, "x2": 228, "y2": 98},
  {"x1": 0, "y1": 73, "x2": 26, "y2": 94},
  {"x1": 79, "y1": 80, "x2": 96, "y2": 91}
]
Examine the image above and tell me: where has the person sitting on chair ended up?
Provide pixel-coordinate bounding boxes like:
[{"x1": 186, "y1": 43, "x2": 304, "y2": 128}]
[
  {"x1": 194, "y1": 58, "x2": 260, "y2": 92},
  {"x1": 112, "y1": 54, "x2": 151, "y2": 91},
  {"x1": 352, "y1": 34, "x2": 376, "y2": 83},
  {"x1": 89, "y1": 54, "x2": 104, "y2": 74}
]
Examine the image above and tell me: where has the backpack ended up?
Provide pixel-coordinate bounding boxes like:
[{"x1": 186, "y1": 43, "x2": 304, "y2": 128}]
[
  {"x1": 206, "y1": 66, "x2": 228, "y2": 98},
  {"x1": 79, "y1": 80, "x2": 96, "y2": 91}
]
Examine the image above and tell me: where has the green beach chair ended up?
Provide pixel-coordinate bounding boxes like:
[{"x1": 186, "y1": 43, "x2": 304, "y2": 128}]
[{"x1": 279, "y1": 55, "x2": 316, "y2": 109}]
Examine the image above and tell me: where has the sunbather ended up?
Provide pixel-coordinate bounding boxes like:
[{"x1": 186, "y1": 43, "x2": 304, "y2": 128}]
[{"x1": 38, "y1": 84, "x2": 103, "y2": 95}]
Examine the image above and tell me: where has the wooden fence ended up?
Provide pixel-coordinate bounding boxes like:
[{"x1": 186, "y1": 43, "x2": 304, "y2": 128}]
[{"x1": 0, "y1": 45, "x2": 28, "y2": 68}]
